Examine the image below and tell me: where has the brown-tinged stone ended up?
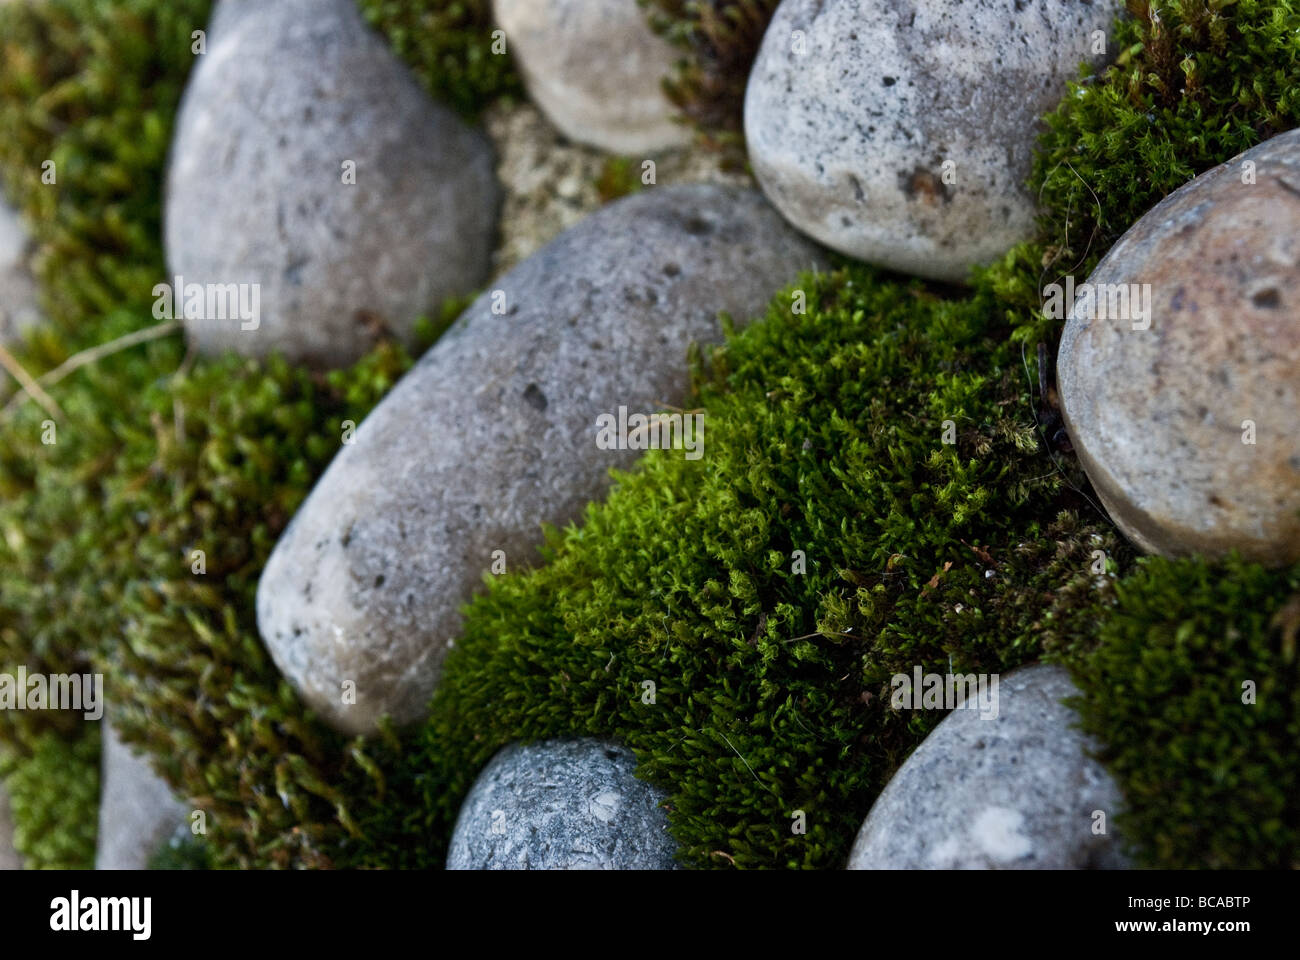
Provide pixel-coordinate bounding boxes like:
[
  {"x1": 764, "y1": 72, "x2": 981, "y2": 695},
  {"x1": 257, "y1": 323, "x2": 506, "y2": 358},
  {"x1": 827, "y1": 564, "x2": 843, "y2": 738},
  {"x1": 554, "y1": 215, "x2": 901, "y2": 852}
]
[
  {"x1": 743, "y1": 0, "x2": 1122, "y2": 283},
  {"x1": 1057, "y1": 129, "x2": 1300, "y2": 566}
]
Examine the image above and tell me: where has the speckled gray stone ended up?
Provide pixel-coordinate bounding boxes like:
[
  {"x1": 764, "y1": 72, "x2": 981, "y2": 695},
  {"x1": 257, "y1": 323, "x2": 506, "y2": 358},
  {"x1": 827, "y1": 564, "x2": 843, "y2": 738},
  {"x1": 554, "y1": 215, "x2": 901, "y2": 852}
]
[
  {"x1": 256, "y1": 183, "x2": 828, "y2": 734},
  {"x1": 0, "y1": 198, "x2": 42, "y2": 346},
  {"x1": 448, "y1": 739, "x2": 677, "y2": 869},
  {"x1": 744, "y1": 0, "x2": 1122, "y2": 282},
  {"x1": 848, "y1": 664, "x2": 1129, "y2": 869},
  {"x1": 1058, "y1": 131, "x2": 1300, "y2": 567},
  {"x1": 96, "y1": 721, "x2": 190, "y2": 870},
  {"x1": 493, "y1": 0, "x2": 690, "y2": 153},
  {"x1": 0, "y1": 783, "x2": 21, "y2": 871},
  {"x1": 165, "y1": 0, "x2": 499, "y2": 366}
]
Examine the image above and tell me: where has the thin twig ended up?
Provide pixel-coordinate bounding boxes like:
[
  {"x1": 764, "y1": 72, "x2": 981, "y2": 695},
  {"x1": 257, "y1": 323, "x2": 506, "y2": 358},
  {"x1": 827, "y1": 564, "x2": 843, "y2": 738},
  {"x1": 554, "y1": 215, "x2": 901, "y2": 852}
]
[
  {"x1": 718, "y1": 731, "x2": 761, "y2": 786},
  {"x1": 171, "y1": 335, "x2": 198, "y2": 384},
  {"x1": 2, "y1": 319, "x2": 181, "y2": 418},
  {"x1": 0, "y1": 342, "x2": 62, "y2": 420}
]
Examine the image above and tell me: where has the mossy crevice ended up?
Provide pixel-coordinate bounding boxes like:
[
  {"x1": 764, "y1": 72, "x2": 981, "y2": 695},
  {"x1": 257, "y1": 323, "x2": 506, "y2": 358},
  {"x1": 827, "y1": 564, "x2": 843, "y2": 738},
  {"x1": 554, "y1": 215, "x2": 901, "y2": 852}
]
[
  {"x1": 641, "y1": 0, "x2": 780, "y2": 139},
  {"x1": 356, "y1": 0, "x2": 522, "y2": 120}
]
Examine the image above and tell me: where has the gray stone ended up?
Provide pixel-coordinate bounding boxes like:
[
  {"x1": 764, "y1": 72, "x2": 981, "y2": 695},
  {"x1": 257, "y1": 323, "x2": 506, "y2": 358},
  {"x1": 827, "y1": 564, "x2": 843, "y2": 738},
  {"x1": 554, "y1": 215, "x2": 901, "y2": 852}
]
[
  {"x1": 1058, "y1": 131, "x2": 1300, "y2": 566},
  {"x1": 205, "y1": 0, "x2": 251, "y2": 37},
  {"x1": 96, "y1": 721, "x2": 190, "y2": 870},
  {"x1": 448, "y1": 739, "x2": 677, "y2": 869},
  {"x1": 493, "y1": 0, "x2": 691, "y2": 153},
  {"x1": 0, "y1": 783, "x2": 21, "y2": 871},
  {"x1": 0, "y1": 198, "x2": 42, "y2": 346},
  {"x1": 256, "y1": 183, "x2": 828, "y2": 734},
  {"x1": 848, "y1": 664, "x2": 1128, "y2": 869},
  {"x1": 744, "y1": 0, "x2": 1122, "y2": 282},
  {"x1": 165, "y1": 0, "x2": 500, "y2": 367}
]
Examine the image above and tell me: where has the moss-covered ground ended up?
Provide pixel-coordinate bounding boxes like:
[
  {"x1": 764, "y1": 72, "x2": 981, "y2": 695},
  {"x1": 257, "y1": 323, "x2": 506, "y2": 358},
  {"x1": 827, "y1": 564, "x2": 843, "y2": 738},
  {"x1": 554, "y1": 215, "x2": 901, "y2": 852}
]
[{"x1": 0, "y1": 0, "x2": 1296, "y2": 869}]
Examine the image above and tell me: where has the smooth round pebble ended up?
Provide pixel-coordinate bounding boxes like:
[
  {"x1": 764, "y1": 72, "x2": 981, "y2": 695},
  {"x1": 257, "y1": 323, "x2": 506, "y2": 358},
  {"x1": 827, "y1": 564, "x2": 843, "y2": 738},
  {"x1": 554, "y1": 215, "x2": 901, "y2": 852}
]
[
  {"x1": 165, "y1": 0, "x2": 499, "y2": 366},
  {"x1": 1058, "y1": 129, "x2": 1300, "y2": 566},
  {"x1": 448, "y1": 739, "x2": 677, "y2": 870},
  {"x1": 848, "y1": 664, "x2": 1129, "y2": 869},
  {"x1": 493, "y1": 0, "x2": 691, "y2": 153}
]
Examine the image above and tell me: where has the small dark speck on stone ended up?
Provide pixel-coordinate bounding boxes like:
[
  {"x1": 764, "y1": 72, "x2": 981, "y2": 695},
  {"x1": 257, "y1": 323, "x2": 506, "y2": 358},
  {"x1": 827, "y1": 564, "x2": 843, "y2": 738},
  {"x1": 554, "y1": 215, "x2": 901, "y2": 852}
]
[
  {"x1": 1252, "y1": 287, "x2": 1281, "y2": 309},
  {"x1": 523, "y1": 383, "x2": 548, "y2": 411},
  {"x1": 900, "y1": 167, "x2": 950, "y2": 205},
  {"x1": 374, "y1": 574, "x2": 386, "y2": 588},
  {"x1": 882, "y1": 76, "x2": 896, "y2": 86},
  {"x1": 605, "y1": 749, "x2": 620, "y2": 761},
  {"x1": 663, "y1": 262, "x2": 681, "y2": 277},
  {"x1": 684, "y1": 216, "x2": 712, "y2": 236}
]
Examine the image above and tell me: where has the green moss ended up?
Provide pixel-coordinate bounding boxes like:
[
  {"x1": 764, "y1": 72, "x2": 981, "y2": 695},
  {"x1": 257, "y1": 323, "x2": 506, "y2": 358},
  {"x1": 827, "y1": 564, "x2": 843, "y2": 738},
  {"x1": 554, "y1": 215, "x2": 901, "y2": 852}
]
[
  {"x1": 0, "y1": 0, "x2": 211, "y2": 862},
  {"x1": 1065, "y1": 557, "x2": 1300, "y2": 869},
  {"x1": 593, "y1": 156, "x2": 645, "y2": 204},
  {"x1": 148, "y1": 829, "x2": 213, "y2": 870},
  {"x1": 357, "y1": 0, "x2": 522, "y2": 119},
  {"x1": 0, "y1": 729, "x2": 99, "y2": 869},
  {"x1": 348, "y1": 264, "x2": 1124, "y2": 869},
  {"x1": 0, "y1": 0, "x2": 212, "y2": 342},
  {"x1": 0, "y1": 325, "x2": 453, "y2": 867},
  {"x1": 641, "y1": 1, "x2": 779, "y2": 139}
]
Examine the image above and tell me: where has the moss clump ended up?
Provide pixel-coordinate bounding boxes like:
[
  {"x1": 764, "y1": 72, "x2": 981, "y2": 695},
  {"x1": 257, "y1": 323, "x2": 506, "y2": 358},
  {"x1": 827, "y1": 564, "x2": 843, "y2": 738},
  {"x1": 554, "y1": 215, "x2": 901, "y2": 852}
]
[
  {"x1": 1066, "y1": 557, "x2": 1300, "y2": 869},
  {"x1": 997, "y1": 0, "x2": 1300, "y2": 344},
  {"x1": 348, "y1": 264, "x2": 1123, "y2": 869},
  {"x1": 641, "y1": 0, "x2": 779, "y2": 137},
  {"x1": 148, "y1": 829, "x2": 213, "y2": 870},
  {"x1": 0, "y1": 331, "x2": 444, "y2": 867},
  {"x1": 0, "y1": 0, "x2": 211, "y2": 864},
  {"x1": 593, "y1": 156, "x2": 645, "y2": 204},
  {"x1": 357, "y1": 0, "x2": 521, "y2": 119},
  {"x1": 0, "y1": 0, "x2": 212, "y2": 341},
  {"x1": 0, "y1": 729, "x2": 99, "y2": 869}
]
